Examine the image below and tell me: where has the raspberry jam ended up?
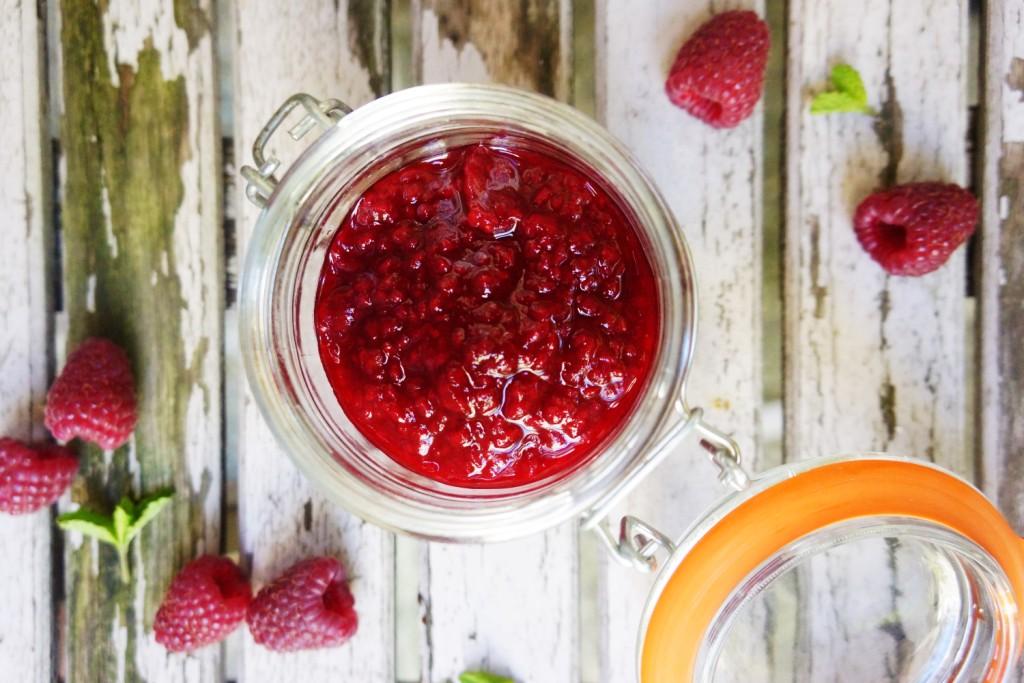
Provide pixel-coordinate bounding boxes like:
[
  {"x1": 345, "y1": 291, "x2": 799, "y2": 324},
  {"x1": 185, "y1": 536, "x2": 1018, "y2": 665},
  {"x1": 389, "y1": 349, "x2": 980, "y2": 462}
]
[{"x1": 313, "y1": 142, "x2": 659, "y2": 487}]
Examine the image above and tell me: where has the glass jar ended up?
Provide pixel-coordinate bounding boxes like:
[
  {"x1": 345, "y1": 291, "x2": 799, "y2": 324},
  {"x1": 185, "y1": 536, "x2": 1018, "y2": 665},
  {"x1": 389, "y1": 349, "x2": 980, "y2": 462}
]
[
  {"x1": 239, "y1": 86, "x2": 1024, "y2": 682},
  {"x1": 238, "y1": 86, "x2": 700, "y2": 543}
]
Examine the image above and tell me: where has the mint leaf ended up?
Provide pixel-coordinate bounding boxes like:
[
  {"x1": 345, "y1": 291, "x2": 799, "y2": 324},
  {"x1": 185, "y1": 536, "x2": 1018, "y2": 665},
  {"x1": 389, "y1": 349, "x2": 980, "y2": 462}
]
[
  {"x1": 459, "y1": 673, "x2": 515, "y2": 683},
  {"x1": 810, "y1": 92, "x2": 867, "y2": 114},
  {"x1": 810, "y1": 63, "x2": 874, "y2": 115},
  {"x1": 56, "y1": 489, "x2": 174, "y2": 582},
  {"x1": 829, "y1": 64, "x2": 867, "y2": 104},
  {"x1": 127, "y1": 490, "x2": 174, "y2": 543},
  {"x1": 57, "y1": 510, "x2": 117, "y2": 545},
  {"x1": 112, "y1": 500, "x2": 132, "y2": 546}
]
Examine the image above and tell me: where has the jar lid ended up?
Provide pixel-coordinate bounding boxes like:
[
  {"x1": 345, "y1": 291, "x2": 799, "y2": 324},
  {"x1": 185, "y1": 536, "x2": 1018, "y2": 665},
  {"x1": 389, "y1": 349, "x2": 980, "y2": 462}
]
[{"x1": 638, "y1": 457, "x2": 1024, "y2": 681}]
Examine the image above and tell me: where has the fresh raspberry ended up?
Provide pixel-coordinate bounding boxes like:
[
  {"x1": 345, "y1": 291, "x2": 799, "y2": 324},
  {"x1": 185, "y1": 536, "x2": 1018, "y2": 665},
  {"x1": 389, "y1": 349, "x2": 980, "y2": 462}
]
[
  {"x1": 154, "y1": 555, "x2": 252, "y2": 652},
  {"x1": 854, "y1": 182, "x2": 978, "y2": 276},
  {"x1": 247, "y1": 557, "x2": 358, "y2": 652},
  {"x1": 45, "y1": 338, "x2": 137, "y2": 450},
  {"x1": 665, "y1": 10, "x2": 771, "y2": 128},
  {"x1": 0, "y1": 438, "x2": 78, "y2": 514}
]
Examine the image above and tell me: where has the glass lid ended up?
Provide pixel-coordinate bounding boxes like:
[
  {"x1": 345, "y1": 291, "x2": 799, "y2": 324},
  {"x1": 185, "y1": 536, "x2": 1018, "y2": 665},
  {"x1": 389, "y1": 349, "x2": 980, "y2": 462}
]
[
  {"x1": 636, "y1": 455, "x2": 1024, "y2": 682},
  {"x1": 703, "y1": 516, "x2": 1017, "y2": 682}
]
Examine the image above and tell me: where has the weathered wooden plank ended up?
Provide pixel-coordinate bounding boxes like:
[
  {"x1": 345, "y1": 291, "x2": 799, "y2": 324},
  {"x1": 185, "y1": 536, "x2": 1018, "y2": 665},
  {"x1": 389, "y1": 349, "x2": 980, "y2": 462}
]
[
  {"x1": 594, "y1": 2, "x2": 767, "y2": 680},
  {"x1": 58, "y1": 0, "x2": 223, "y2": 680},
  {"x1": 980, "y1": 0, "x2": 1024, "y2": 531},
  {"x1": 232, "y1": 2, "x2": 395, "y2": 681},
  {"x1": 411, "y1": 2, "x2": 577, "y2": 681},
  {"x1": 0, "y1": 1, "x2": 53, "y2": 680},
  {"x1": 785, "y1": 1, "x2": 968, "y2": 680}
]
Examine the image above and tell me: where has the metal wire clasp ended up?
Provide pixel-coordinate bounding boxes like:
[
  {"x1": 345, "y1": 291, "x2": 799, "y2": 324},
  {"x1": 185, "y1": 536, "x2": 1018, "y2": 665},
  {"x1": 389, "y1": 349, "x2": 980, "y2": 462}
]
[
  {"x1": 241, "y1": 93, "x2": 351, "y2": 208},
  {"x1": 693, "y1": 412, "x2": 750, "y2": 492},
  {"x1": 594, "y1": 515, "x2": 679, "y2": 573},
  {"x1": 588, "y1": 406, "x2": 751, "y2": 573}
]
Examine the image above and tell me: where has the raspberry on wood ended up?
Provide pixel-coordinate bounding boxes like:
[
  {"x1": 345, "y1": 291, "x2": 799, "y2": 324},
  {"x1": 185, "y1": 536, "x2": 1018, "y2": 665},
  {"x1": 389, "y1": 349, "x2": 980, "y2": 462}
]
[
  {"x1": 154, "y1": 555, "x2": 252, "y2": 652},
  {"x1": 665, "y1": 10, "x2": 771, "y2": 128},
  {"x1": 44, "y1": 338, "x2": 137, "y2": 450},
  {"x1": 0, "y1": 438, "x2": 78, "y2": 514},
  {"x1": 246, "y1": 557, "x2": 358, "y2": 652},
  {"x1": 853, "y1": 182, "x2": 978, "y2": 276}
]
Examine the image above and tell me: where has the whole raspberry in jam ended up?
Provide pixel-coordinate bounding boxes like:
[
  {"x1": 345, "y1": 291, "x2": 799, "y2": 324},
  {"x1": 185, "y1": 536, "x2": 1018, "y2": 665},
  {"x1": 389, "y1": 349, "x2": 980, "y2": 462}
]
[
  {"x1": 45, "y1": 338, "x2": 137, "y2": 450},
  {"x1": 247, "y1": 557, "x2": 358, "y2": 652},
  {"x1": 854, "y1": 182, "x2": 978, "y2": 276},
  {"x1": 154, "y1": 555, "x2": 252, "y2": 652},
  {"x1": 0, "y1": 438, "x2": 78, "y2": 514},
  {"x1": 314, "y1": 144, "x2": 660, "y2": 487},
  {"x1": 665, "y1": 10, "x2": 771, "y2": 128}
]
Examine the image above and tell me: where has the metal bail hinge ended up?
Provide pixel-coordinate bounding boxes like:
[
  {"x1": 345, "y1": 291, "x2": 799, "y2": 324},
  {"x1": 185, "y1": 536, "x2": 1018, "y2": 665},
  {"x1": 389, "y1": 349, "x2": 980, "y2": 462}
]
[
  {"x1": 596, "y1": 514, "x2": 678, "y2": 572},
  {"x1": 241, "y1": 93, "x2": 351, "y2": 208},
  {"x1": 586, "y1": 406, "x2": 753, "y2": 574},
  {"x1": 691, "y1": 413, "x2": 751, "y2": 492}
]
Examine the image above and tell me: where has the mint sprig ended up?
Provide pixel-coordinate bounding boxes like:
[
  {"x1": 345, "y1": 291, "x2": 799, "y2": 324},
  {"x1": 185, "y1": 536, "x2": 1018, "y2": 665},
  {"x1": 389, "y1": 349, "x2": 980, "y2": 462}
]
[
  {"x1": 459, "y1": 673, "x2": 515, "y2": 683},
  {"x1": 810, "y1": 64, "x2": 875, "y2": 115},
  {"x1": 58, "y1": 490, "x2": 174, "y2": 582}
]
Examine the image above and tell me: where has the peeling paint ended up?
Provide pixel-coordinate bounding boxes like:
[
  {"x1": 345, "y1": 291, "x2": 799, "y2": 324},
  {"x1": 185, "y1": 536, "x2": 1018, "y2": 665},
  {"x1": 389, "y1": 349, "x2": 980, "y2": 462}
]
[
  {"x1": 418, "y1": 0, "x2": 566, "y2": 97},
  {"x1": 346, "y1": 0, "x2": 390, "y2": 97},
  {"x1": 112, "y1": 616, "x2": 127, "y2": 683},
  {"x1": 873, "y1": 69, "x2": 904, "y2": 187},
  {"x1": 879, "y1": 381, "x2": 897, "y2": 444},
  {"x1": 1004, "y1": 57, "x2": 1024, "y2": 142},
  {"x1": 101, "y1": 186, "x2": 119, "y2": 258},
  {"x1": 86, "y1": 274, "x2": 97, "y2": 313},
  {"x1": 808, "y1": 216, "x2": 827, "y2": 319},
  {"x1": 418, "y1": 9, "x2": 490, "y2": 84},
  {"x1": 102, "y1": 0, "x2": 193, "y2": 84},
  {"x1": 60, "y1": 0, "x2": 217, "y2": 679}
]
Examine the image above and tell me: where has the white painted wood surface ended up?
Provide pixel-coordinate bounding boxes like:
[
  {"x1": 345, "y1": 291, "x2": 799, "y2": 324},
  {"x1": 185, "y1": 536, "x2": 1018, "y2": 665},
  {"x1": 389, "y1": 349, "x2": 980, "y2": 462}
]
[
  {"x1": 232, "y1": 1, "x2": 395, "y2": 681},
  {"x1": 980, "y1": 0, "x2": 1024, "y2": 525},
  {"x1": 0, "y1": 2, "x2": 52, "y2": 681},
  {"x1": 784, "y1": 1, "x2": 968, "y2": 680},
  {"x1": 594, "y1": 2, "x2": 768, "y2": 680},
  {"x1": 411, "y1": 3, "x2": 579, "y2": 681},
  {"x1": 6, "y1": 2, "x2": 1023, "y2": 681}
]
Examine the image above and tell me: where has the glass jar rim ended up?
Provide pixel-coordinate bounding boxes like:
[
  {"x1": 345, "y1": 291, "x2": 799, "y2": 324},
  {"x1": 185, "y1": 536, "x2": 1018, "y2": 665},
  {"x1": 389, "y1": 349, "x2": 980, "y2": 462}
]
[{"x1": 239, "y1": 84, "x2": 699, "y2": 541}]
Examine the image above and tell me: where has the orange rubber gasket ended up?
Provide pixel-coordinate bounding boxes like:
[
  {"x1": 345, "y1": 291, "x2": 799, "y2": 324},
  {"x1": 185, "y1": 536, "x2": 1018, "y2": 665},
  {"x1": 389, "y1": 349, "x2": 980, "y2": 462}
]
[{"x1": 641, "y1": 459, "x2": 1024, "y2": 682}]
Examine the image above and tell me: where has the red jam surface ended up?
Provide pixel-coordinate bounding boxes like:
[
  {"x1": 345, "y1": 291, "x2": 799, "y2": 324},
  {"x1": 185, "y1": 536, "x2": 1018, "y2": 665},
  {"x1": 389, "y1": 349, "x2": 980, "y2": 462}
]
[{"x1": 314, "y1": 142, "x2": 659, "y2": 487}]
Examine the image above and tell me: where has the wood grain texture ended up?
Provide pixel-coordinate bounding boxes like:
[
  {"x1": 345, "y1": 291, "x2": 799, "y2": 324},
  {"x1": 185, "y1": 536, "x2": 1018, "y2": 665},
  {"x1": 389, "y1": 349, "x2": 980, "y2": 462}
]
[
  {"x1": 58, "y1": 0, "x2": 223, "y2": 680},
  {"x1": 785, "y1": 1, "x2": 968, "y2": 680},
  {"x1": 231, "y1": 1, "x2": 395, "y2": 681},
  {"x1": 413, "y1": 0, "x2": 571, "y2": 101},
  {"x1": 411, "y1": 2, "x2": 578, "y2": 681},
  {"x1": 0, "y1": 1, "x2": 53, "y2": 680},
  {"x1": 980, "y1": 0, "x2": 1024, "y2": 532},
  {"x1": 594, "y1": 1, "x2": 767, "y2": 680}
]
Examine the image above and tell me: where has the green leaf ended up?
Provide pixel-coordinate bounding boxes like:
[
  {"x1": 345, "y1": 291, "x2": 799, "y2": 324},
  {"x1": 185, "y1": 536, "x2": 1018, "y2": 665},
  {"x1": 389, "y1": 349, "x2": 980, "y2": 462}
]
[
  {"x1": 810, "y1": 63, "x2": 874, "y2": 115},
  {"x1": 55, "y1": 489, "x2": 174, "y2": 583},
  {"x1": 126, "y1": 489, "x2": 174, "y2": 543},
  {"x1": 112, "y1": 500, "x2": 132, "y2": 546},
  {"x1": 829, "y1": 64, "x2": 867, "y2": 104},
  {"x1": 810, "y1": 92, "x2": 868, "y2": 114},
  {"x1": 459, "y1": 673, "x2": 515, "y2": 683},
  {"x1": 57, "y1": 510, "x2": 117, "y2": 546}
]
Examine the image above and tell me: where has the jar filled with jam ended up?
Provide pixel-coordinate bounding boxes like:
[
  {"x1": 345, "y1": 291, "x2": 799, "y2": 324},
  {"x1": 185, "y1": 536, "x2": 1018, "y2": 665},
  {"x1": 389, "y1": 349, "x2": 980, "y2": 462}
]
[{"x1": 240, "y1": 87, "x2": 1024, "y2": 682}]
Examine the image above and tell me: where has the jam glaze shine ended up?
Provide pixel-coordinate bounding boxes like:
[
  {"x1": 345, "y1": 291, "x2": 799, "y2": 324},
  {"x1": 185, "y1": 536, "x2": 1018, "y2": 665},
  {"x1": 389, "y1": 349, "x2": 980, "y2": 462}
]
[{"x1": 314, "y1": 142, "x2": 659, "y2": 487}]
